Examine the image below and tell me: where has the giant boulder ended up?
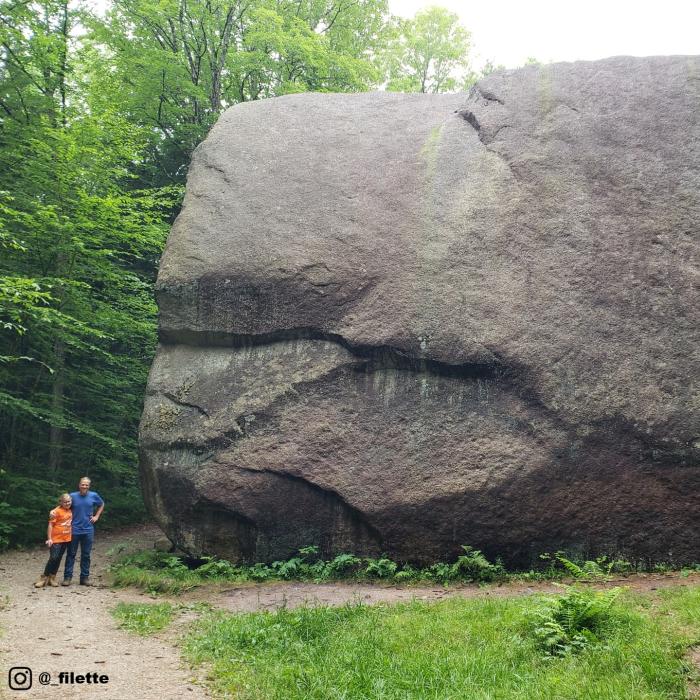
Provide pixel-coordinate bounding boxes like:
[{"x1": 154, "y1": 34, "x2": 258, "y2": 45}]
[{"x1": 140, "y1": 56, "x2": 700, "y2": 566}]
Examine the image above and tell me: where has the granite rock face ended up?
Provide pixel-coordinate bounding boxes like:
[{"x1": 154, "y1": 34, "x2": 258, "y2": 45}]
[{"x1": 140, "y1": 56, "x2": 700, "y2": 566}]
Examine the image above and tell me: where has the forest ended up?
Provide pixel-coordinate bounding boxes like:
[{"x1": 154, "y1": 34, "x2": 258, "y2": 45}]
[{"x1": 0, "y1": 0, "x2": 497, "y2": 547}]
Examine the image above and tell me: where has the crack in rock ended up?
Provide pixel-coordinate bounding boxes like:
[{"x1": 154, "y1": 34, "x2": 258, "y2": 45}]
[
  {"x1": 163, "y1": 391, "x2": 210, "y2": 417},
  {"x1": 475, "y1": 85, "x2": 505, "y2": 105},
  {"x1": 458, "y1": 108, "x2": 521, "y2": 182},
  {"x1": 201, "y1": 158, "x2": 233, "y2": 184},
  {"x1": 159, "y1": 326, "x2": 506, "y2": 378}
]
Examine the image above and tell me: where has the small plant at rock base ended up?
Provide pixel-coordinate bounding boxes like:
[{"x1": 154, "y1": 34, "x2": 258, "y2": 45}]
[
  {"x1": 526, "y1": 585, "x2": 624, "y2": 657},
  {"x1": 364, "y1": 557, "x2": 398, "y2": 578},
  {"x1": 653, "y1": 562, "x2": 674, "y2": 574},
  {"x1": 298, "y1": 545, "x2": 319, "y2": 558},
  {"x1": 271, "y1": 556, "x2": 304, "y2": 580},
  {"x1": 159, "y1": 554, "x2": 190, "y2": 576},
  {"x1": 327, "y1": 553, "x2": 362, "y2": 576},
  {"x1": 427, "y1": 562, "x2": 453, "y2": 584},
  {"x1": 451, "y1": 546, "x2": 506, "y2": 582},
  {"x1": 196, "y1": 557, "x2": 238, "y2": 579},
  {"x1": 541, "y1": 552, "x2": 631, "y2": 582},
  {"x1": 394, "y1": 565, "x2": 418, "y2": 582},
  {"x1": 247, "y1": 562, "x2": 275, "y2": 581}
]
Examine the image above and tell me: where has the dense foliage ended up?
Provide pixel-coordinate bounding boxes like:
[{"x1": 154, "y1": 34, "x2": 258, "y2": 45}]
[{"x1": 0, "y1": 0, "x2": 503, "y2": 548}]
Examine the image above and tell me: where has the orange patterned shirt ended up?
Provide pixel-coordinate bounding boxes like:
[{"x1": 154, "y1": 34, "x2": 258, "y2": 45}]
[{"x1": 48, "y1": 506, "x2": 72, "y2": 543}]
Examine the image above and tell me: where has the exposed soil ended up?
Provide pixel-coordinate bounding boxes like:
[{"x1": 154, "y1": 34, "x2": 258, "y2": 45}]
[
  {"x1": 687, "y1": 647, "x2": 700, "y2": 699},
  {"x1": 0, "y1": 525, "x2": 207, "y2": 699},
  {"x1": 212, "y1": 571, "x2": 700, "y2": 612},
  {"x1": 1, "y1": 523, "x2": 698, "y2": 699}
]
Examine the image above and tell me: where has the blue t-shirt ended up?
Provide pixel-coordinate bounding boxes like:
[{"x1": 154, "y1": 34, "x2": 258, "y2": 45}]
[{"x1": 70, "y1": 491, "x2": 104, "y2": 534}]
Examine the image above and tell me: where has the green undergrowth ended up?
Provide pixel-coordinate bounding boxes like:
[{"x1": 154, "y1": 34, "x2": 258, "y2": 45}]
[
  {"x1": 526, "y1": 585, "x2": 625, "y2": 657},
  {"x1": 109, "y1": 545, "x2": 510, "y2": 594},
  {"x1": 109, "y1": 543, "x2": 696, "y2": 595},
  {"x1": 112, "y1": 601, "x2": 176, "y2": 635},
  {"x1": 179, "y1": 585, "x2": 700, "y2": 700},
  {"x1": 111, "y1": 601, "x2": 212, "y2": 635}
]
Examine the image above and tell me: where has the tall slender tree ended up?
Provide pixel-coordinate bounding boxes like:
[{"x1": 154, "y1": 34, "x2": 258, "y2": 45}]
[{"x1": 383, "y1": 6, "x2": 471, "y2": 93}]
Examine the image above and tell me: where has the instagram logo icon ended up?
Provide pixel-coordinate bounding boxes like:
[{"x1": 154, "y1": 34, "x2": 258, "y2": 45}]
[{"x1": 8, "y1": 667, "x2": 32, "y2": 690}]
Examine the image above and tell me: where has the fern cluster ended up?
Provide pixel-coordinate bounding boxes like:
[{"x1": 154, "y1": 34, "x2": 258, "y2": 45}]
[
  {"x1": 528, "y1": 586, "x2": 624, "y2": 657},
  {"x1": 111, "y1": 545, "x2": 685, "y2": 598},
  {"x1": 110, "y1": 544, "x2": 506, "y2": 593},
  {"x1": 542, "y1": 553, "x2": 632, "y2": 581}
]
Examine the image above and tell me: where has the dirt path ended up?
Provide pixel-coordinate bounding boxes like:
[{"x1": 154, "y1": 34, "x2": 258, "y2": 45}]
[
  {"x1": 1, "y1": 523, "x2": 698, "y2": 699},
  {"x1": 211, "y1": 569, "x2": 700, "y2": 612},
  {"x1": 0, "y1": 525, "x2": 207, "y2": 700}
]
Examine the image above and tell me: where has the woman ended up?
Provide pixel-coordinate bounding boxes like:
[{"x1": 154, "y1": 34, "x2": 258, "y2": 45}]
[{"x1": 34, "y1": 493, "x2": 72, "y2": 588}]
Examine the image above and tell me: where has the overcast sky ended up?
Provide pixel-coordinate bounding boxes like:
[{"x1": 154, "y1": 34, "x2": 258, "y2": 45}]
[{"x1": 389, "y1": 0, "x2": 700, "y2": 69}]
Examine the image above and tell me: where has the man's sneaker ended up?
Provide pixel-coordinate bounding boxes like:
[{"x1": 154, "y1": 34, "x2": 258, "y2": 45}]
[
  {"x1": 79, "y1": 577, "x2": 92, "y2": 586},
  {"x1": 61, "y1": 578, "x2": 72, "y2": 586}
]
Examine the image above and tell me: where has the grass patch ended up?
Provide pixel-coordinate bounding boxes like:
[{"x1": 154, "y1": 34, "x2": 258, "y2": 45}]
[
  {"x1": 110, "y1": 551, "x2": 208, "y2": 594},
  {"x1": 110, "y1": 565, "x2": 202, "y2": 595},
  {"x1": 112, "y1": 602, "x2": 175, "y2": 635},
  {"x1": 657, "y1": 585, "x2": 700, "y2": 636},
  {"x1": 182, "y1": 587, "x2": 699, "y2": 699}
]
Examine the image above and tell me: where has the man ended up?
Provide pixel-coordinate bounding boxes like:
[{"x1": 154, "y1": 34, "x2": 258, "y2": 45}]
[{"x1": 62, "y1": 477, "x2": 104, "y2": 586}]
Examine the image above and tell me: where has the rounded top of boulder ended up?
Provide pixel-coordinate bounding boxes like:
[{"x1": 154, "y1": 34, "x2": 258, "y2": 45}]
[{"x1": 156, "y1": 55, "x2": 700, "y2": 450}]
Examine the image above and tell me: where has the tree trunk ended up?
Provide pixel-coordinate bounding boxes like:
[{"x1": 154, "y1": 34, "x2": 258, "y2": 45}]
[{"x1": 48, "y1": 337, "x2": 65, "y2": 475}]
